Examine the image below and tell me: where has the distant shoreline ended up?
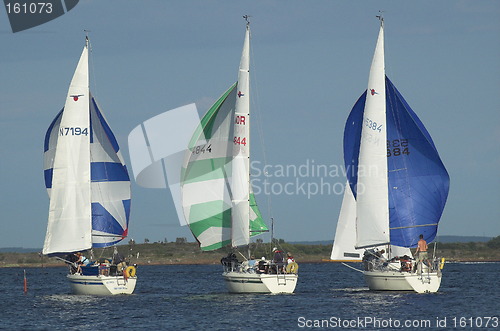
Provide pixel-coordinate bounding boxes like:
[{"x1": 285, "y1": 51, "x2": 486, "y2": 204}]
[
  {"x1": 1, "y1": 238, "x2": 498, "y2": 268},
  {"x1": 0, "y1": 235, "x2": 495, "y2": 254}
]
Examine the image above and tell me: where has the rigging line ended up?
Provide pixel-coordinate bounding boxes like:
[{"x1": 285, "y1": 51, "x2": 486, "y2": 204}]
[
  {"x1": 236, "y1": 250, "x2": 247, "y2": 261},
  {"x1": 92, "y1": 233, "x2": 127, "y2": 238},
  {"x1": 249, "y1": 27, "x2": 273, "y2": 223},
  {"x1": 341, "y1": 262, "x2": 364, "y2": 273},
  {"x1": 85, "y1": 32, "x2": 99, "y2": 99},
  {"x1": 390, "y1": 223, "x2": 438, "y2": 230}
]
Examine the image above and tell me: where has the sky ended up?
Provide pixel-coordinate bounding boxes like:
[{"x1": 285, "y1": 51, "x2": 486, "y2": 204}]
[{"x1": 1, "y1": 1, "x2": 499, "y2": 249}]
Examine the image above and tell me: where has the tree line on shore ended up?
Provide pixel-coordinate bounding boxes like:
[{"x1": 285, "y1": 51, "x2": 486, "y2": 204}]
[{"x1": 1, "y1": 236, "x2": 499, "y2": 267}]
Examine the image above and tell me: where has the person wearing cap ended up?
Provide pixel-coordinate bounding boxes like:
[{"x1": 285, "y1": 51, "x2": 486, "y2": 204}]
[{"x1": 257, "y1": 257, "x2": 268, "y2": 274}]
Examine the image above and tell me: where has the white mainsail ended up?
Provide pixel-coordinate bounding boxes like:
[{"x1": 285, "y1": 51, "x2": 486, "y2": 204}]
[
  {"x1": 231, "y1": 24, "x2": 251, "y2": 247},
  {"x1": 44, "y1": 41, "x2": 91, "y2": 255},
  {"x1": 43, "y1": 38, "x2": 131, "y2": 255},
  {"x1": 355, "y1": 22, "x2": 390, "y2": 249}
]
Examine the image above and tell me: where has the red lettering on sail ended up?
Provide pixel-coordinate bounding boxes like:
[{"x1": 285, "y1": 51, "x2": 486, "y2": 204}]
[{"x1": 235, "y1": 115, "x2": 246, "y2": 125}]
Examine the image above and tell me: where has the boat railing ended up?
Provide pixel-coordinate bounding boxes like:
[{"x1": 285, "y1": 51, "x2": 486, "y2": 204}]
[
  {"x1": 364, "y1": 256, "x2": 441, "y2": 274},
  {"x1": 221, "y1": 260, "x2": 240, "y2": 273},
  {"x1": 415, "y1": 257, "x2": 442, "y2": 274},
  {"x1": 222, "y1": 259, "x2": 297, "y2": 275}
]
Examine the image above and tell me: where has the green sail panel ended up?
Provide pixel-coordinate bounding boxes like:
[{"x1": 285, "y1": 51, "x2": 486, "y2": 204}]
[
  {"x1": 181, "y1": 84, "x2": 237, "y2": 251},
  {"x1": 187, "y1": 83, "x2": 237, "y2": 149},
  {"x1": 249, "y1": 192, "x2": 268, "y2": 236}
]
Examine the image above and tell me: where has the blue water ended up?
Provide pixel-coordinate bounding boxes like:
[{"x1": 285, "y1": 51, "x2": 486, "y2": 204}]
[{"x1": 1, "y1": 262, "x2": 498, "y2": 330}]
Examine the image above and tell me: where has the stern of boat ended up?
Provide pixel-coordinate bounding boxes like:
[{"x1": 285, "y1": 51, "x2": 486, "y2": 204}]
[
  {"x1": 67, "y1": 274, "x2": 136, "y2": 295},
  {"x1": 260, "y1": 274, "x2": 298, "y2": 294}
]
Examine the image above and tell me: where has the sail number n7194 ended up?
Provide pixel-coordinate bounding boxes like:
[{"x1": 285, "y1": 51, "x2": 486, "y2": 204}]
[{"x1": 59, "y1": 127, "x2": 88, "y2": 136}]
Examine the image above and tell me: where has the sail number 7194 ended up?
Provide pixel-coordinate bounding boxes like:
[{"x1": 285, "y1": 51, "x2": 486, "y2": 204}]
[{"x1": 59, "y1": 127, "x2": 88, "y2": 136}]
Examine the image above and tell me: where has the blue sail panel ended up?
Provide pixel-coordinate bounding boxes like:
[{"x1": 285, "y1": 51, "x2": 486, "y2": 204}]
[
  {"x1": 44, "y1": 108, "x2": 63, "y2": 153},
  {"x1": 91, "y1": 162, "x2": 130, "y2": 182},
  {"x1": 91, "y1": 202, "x2": 129, "y2": 247},
  {"x1": 385, "y1": 76, "x2": 450, "y2": 247},
  {"x1": 92, "y1": 97, "x2": 120, "y2": 153},
  {"x1": 89, "y1": 96, "x2": 131, "y2": 247},
  {"x1": 44, "y1": 169, "x2": 54, "y2": 189},
  {"x1": 343, "y1": 91, "x2": 366, "y2": 198},
  {"x1": 43, "y1": 109, "x2": 64, "y2": 190}
]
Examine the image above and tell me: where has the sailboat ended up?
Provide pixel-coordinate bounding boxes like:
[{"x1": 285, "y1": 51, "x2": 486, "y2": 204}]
[
  {"x1": 180, "y1": 17, "x2": 298, "y2": 294},
  {"x1": 331, "y1": 17, "x2": 449, "y2": 293},
  {"x1": 43, "y1": 36, "x2": 136, "y2": 295}
]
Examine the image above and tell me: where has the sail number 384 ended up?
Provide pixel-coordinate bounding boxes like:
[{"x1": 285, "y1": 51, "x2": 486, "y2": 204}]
[
  {"x1": 387, "y1": 139, "x2": 410, "y2": 157},
  {"x1": 365, "y1": 117, "x2": 382, "y2": 132}
]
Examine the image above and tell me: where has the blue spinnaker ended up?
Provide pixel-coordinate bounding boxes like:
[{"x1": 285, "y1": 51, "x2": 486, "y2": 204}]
[{"x1": 344, "y1": 76, "x2": 449, "y2": 248}]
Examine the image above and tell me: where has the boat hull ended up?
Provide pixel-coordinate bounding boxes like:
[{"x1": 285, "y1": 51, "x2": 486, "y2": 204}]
[
  {"x1": 222, "y1": 271, "x2": 297, "y2": 294},
  {"x1": 364, "y1": 270, "x2": 441, "y2": 293},
  {"x1": 67, "y1": 274, "x2": 137, "y2": 295}
]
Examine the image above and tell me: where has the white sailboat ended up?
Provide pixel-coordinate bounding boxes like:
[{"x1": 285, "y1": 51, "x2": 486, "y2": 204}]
[
  {"x1": 180, "y1": 17, "x2": 298, "y2": 294},
  {"x1": 331, "y1": 17, "x2": 449, "y2": 293},
  {"x1": 43, "y1": 36, "x2": 136, "y2": 295}
]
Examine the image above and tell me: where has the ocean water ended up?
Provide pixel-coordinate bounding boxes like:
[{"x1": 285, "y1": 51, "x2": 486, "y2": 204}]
[{"x1": 0, "y1": 262, "x2": 499, "y2": 330}]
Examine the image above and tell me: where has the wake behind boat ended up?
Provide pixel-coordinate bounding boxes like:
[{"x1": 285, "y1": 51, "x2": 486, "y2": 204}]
[
  {"x1": 180, "y1": 17, "x2": 298, "y2": 294},
  {"x1": 331, "y1": 16, "x2": 449, "y2": 293},
  {"x1": 43, "y1": 36, "x2": 136, "y2": 295}
]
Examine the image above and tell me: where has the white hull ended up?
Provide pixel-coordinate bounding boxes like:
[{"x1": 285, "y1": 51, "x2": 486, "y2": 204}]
[
  {"x1": 222, "y1": 271, "x2": 297, "y2": 294},
  {"x1": 364, "y1": 270, "x2": 441, "y2": 293},
  {"x1": 67, "y1": 274, "x2": 137, "y2": 295}
]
